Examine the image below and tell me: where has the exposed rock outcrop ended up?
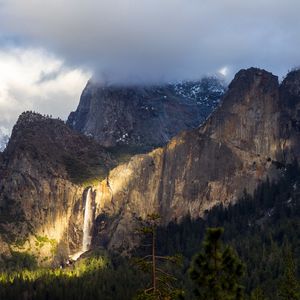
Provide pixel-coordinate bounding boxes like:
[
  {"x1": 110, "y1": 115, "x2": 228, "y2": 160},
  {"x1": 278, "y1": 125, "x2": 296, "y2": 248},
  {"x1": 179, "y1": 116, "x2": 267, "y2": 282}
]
[
  {"x1": 0, "y1": 112, "x2": 113, "y2": 262},
  {"x1": 67, "y1": 77, "x2": 225, "y2": 149},
  {"x1": 279, "y1": 69, "x2": 300, "y2": 160},
  {"x1": 1, "y1": 68, "x2": 300, "y2": 260},
  {"x1": 91, "y1": 68, "x2": 300, "y2": 251}
]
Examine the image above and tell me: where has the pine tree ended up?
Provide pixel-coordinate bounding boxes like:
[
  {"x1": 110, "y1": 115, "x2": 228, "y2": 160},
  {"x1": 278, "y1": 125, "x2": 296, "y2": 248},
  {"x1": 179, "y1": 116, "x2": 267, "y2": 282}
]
[
  {"x1": 133, "y1": 213, "x2": 183, "y2": 300},
  {"x1": 189, "y1": 227, "x2": 244, "y2": 300},
  {"x1": 278, "y1": 249, "x2": 300, "y2": 300},
  {"x1": 250, "y1": 287, "x2": 267, "y2": 300}
]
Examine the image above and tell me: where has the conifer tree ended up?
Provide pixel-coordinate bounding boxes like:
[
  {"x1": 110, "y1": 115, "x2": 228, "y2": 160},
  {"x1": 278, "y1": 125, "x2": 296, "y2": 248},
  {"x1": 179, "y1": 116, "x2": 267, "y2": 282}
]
[
  {"x1": 189, "y1": 227, "x2": 244, "y2": 300},
  {"x1": 250, "y1": 287, "x2": 267, "y2": 300},
  {"x1": 133, "y1": 213, "x2": 183, "y2": 300},
  {"x1": 278, "y1": 249, "x2": 300, "y2": 300}
]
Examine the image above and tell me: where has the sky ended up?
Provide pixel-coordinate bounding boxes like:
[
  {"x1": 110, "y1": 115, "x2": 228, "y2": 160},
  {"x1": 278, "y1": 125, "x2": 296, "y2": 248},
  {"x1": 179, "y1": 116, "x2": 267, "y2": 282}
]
[{"x1": 0, "y1": 0, "x2": 300, "y2": 134}]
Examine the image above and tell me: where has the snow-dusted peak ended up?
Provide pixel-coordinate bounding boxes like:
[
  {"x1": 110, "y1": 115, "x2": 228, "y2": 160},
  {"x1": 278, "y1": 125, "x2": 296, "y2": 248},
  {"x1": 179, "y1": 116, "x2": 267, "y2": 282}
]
[{"x1": 0, "y1": 130, "x2": 9, "y2": 152}]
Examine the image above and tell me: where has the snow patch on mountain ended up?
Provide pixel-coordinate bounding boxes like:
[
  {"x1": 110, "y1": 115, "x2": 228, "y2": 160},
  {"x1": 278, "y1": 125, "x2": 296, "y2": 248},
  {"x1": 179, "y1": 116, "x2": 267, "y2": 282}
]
[
  {"x1": 0, "y1": 129, "x2": 9, "y2": 152},
  {"x1": 172, "y1": 76, "x2": 226, "y2": 107}
]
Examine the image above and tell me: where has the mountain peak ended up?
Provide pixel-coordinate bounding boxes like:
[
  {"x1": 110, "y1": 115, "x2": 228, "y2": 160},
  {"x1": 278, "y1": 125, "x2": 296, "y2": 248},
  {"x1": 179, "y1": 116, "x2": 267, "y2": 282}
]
[
  {"x1": 1, "y1": 67, "x2": 299, "y2": 263},
  {"x1": 228, "y1": 68, "x2": 278, "y2": 93},
  {"x1": 280, "y1": 68, "x2": 300, "y2": 106},
  {"x1": 67, "y1": 78, "x2": 226, "y2": 149},
  {"x1": 17, "y1": 111, "x2": 49, "y2": 123},
  {"x1": 198, "y1": 67, "x2": 280, "y2": 161}
]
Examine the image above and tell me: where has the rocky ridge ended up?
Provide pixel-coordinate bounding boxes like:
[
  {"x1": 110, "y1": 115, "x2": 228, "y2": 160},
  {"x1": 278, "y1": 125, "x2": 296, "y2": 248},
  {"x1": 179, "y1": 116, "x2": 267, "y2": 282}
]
[
  {"x1": 1, "y1": 68, "x2": 300, "y2": 260},
  {"x1": 90, "y1": 68, "x2": 300, "y2": 251},
  {"x1": 67, "y1": 77, "x2": 225, "y2": 149},
  {"x1": 0, "y1": 112, "x2": 113, "y2": 262}
]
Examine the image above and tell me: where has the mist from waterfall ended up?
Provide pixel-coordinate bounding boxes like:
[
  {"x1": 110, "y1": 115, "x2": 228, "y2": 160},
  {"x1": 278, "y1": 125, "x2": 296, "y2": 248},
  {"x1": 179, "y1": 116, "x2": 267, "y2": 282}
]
[{"x1": 82, "y1": 187, "x2": 93, "y2": 252}]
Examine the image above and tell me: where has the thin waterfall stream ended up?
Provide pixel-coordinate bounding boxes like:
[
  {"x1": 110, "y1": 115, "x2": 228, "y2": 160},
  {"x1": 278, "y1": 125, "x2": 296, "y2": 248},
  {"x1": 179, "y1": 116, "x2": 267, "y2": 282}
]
[
  {"x1": 69, "y1": 187, "x2": 93, "y2": 260},
  {"x1": 82, "y1": 187, "x2": 93, "y2": 252}
]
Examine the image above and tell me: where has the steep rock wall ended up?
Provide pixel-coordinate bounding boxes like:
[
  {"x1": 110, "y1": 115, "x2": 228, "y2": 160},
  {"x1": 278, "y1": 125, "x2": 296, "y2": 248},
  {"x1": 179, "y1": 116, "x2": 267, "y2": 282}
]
[
  {"x1": 1, "y1": 68, "x2": 300, "y2": 260},
  {"x1": 0, "y1": 113, "x2": 112, "y2": 262},
  {"x1": 67, "y1": 78, "x2": 225, "y2": 149},
  {"x1": 91, "y1": 68, "x2": 295, "y2": 251}
]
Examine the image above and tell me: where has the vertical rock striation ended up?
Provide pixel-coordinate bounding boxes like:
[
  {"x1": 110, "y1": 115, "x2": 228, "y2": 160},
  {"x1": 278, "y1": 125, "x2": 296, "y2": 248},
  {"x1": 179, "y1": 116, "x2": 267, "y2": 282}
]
[{"x1": 91, "y1": 68, "x2": 300, "y2": 251}]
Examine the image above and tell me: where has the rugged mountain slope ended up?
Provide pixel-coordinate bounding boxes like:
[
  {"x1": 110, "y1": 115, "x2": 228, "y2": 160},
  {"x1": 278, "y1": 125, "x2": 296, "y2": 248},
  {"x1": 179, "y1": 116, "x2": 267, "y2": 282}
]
[
  {"x1": 0, "y1": 112, "x2": 113, "y2": 261},
  {"x1": 1, "y1": 68, "x2": 300, "y2": 261},
  {"x1": 91, "y1": 68, "x2": 300, "y2": 251},
  {"x1": 279, "y1": 69, "x2": 300, "y2": 160},
  {"x1": 67, "y1": 77, "x2": 225, "y2": 149}
]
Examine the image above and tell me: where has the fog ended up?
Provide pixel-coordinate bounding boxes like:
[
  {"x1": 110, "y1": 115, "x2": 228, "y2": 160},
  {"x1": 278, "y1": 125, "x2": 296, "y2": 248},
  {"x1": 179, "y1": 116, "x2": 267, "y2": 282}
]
[{"x1": 1, "y1": 0, "x2": 300, "y2": 83}]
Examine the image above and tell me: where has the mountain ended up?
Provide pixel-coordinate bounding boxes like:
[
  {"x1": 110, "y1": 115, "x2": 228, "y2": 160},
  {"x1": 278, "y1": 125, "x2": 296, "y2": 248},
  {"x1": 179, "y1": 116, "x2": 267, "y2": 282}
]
[
  {"x1": 0, "y1": 112, "x2": 115, "y2": 262},
  {"x1": 67, "y1": 77, "x2": 225, "y2": 149},
  {"x1": 92, "y1": 67, "x2": 289, "y2": 251},
  {"x1": 1, "y1": 68, "x2": 300, "y2": 261}
]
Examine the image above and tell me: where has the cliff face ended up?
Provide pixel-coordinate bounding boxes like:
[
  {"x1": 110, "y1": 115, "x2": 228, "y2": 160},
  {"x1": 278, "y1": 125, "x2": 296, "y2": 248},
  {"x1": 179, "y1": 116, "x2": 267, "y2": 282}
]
[
  {"x1": 91, "y1": 68, "x2": 300, "y2": 251},
  {"x1": 1, "y1": 68, "x2": 300, "y2": 260},
  {"x1": 0, "y1": 112, "x2": 113, "y2": 262},
  {"x1": 279, "y1": 69, "x2": 300, "y2": 161},
  {"x1": 67, "y1": 77, "x2": 225, "y2": 149}
]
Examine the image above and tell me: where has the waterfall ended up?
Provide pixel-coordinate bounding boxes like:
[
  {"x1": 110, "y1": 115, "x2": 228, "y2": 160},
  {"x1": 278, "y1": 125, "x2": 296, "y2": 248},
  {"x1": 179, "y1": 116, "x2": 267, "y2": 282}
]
[
  {"x1": 82, "y1": 187, "x2": 93, "y2": 252},
  {"x1": 69, "y1": 187, "x2": 93, "y2": 261}
]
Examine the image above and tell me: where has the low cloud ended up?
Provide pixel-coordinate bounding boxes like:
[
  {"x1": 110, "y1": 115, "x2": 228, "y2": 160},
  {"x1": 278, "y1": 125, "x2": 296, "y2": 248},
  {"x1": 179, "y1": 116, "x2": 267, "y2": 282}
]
[
  {"x1": 1, "y1": 0, "x2": 300, "y2": 83},
  {"x1": 0, "y1": 1, "x2": 300, "y2": 132}
]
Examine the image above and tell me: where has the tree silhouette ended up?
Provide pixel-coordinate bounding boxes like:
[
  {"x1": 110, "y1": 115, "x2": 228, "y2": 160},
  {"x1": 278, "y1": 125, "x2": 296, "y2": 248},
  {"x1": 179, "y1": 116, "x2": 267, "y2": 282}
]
[
  {"x1": 278, "y1": 248, "x2": 300, "y2": 300},
  {"x1": 133, "y1": 213, "x2": 183, "y2": 300},
  {"x1": 189, "y1": 227, "x2": 244, "y2": 300}
]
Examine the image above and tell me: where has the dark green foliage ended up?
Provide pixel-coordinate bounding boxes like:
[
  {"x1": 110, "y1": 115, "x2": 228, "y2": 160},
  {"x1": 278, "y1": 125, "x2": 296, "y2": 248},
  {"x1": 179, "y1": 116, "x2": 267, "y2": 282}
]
[
  {"x1": 106, "y1": 144, "x2": 151, "y2": 164},
  {"x1": 0, "y1": 254, "x2": 146, "y2": 300},
  {"x1": 250, "y1": 287, "x2": 267, "y2": 300},
  {"x1": 155, "y1": 161, "x2": 300, "y2": 299},
  {"x1": 189, "y1": 228, "x2": 244, "y2": 300},
  {"x1": 0, "y1": 251, "x2": 37, "y2": 271},
  {"x1": 64, "y1": 144, "x2": 149, "y2": 184},
  {"x1": 63, "y1": 152, "x2": 107, "y2": 185},
  {"x1": 134, "y1": 214, "x2": 184, "y2": 300},
  {"x1": 278, "y1": 249, "x2": 300, "y2": 300}
]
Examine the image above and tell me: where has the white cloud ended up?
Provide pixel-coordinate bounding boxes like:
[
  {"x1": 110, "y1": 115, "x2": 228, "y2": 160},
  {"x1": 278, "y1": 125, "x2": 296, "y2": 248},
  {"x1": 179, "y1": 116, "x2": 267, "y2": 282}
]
[
  {"x1": 1, "y1": 0, "x2": 300, "y2": 83},
  {"x1": 0, "y1": 1, "x2": 300, "y2": 133},
  {"x1": 218, "y1": 67, "x2": 229, "y2": 77},
  {"x1": 0, "y1": 47, "x2": 90, "y2": 133}
]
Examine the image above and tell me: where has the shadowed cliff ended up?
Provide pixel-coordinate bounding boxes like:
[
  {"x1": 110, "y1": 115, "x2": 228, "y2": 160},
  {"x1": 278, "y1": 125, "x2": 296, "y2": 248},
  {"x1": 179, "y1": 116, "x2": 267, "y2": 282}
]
[{"x1": 67, "y1": 77, "x2": 225, "y2": 149}]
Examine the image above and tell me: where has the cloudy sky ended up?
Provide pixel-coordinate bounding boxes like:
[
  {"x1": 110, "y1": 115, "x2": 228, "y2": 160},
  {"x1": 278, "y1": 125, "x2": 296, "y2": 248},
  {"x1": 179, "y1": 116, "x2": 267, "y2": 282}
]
[{"x1": 0, "y1": 0, "x2": 300, "y2": 134}]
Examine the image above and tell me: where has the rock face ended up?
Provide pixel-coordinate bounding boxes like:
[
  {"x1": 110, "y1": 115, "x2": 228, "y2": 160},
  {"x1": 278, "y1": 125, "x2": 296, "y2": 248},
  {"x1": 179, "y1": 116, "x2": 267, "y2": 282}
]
[
  {"x1": 67, "y1": 77, "x2": 225, "y2": 149},
  {"x1": 279, "y1": 69, "x2": 300, "y2": 160},
  {"x1": 1, "y1": 68, "x2": 300, "y2": 260},
  {"x1": 90, "y1": 68, "x2": 300, "y2": 251},
  {"x1": 0, "y1": 112, "x2": 113, "y2": 262}
]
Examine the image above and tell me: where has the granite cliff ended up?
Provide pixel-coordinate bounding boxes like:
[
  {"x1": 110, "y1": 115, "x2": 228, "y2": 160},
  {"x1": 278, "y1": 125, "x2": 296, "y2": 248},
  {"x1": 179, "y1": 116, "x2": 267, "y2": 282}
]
[
  {"x1": 0, "y1": 112, "x2": 113, "y2": 262},
  {"x1": 1, "y1": 68, "x2": 300, "y2": 262},
  {"x1": 90, "y1": 68, "x2": 300, "y2": 251},
  {"x1": 67, "y1": 77, "x2": 225, "y2": 149}
]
